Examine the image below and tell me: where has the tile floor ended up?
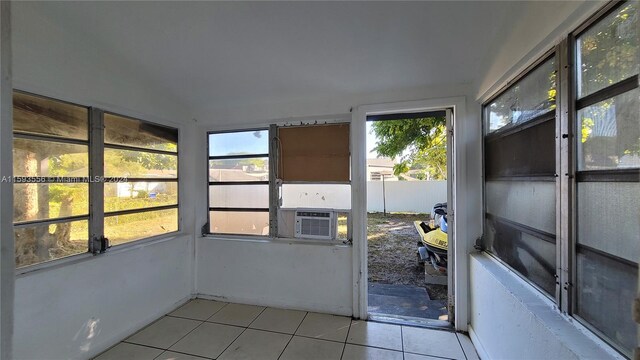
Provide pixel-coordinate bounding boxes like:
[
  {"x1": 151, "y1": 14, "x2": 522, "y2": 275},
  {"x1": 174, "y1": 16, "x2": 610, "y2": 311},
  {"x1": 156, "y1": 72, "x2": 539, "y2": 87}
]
[{"x1": 95, "y1": 299, "x2": 480, "y2": 360}]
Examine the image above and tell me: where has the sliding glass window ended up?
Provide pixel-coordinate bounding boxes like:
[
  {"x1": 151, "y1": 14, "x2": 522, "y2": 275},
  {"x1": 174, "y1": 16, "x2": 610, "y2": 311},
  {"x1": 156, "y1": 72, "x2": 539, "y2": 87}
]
[
  {"x1": 483, "y1": 55, "x2": 558, "y2": 297},
  {"x1": 573, "y1": 2, "x2": 638, "y2": 355},
  {"x1": 13, "y1": 92, "x2": 90, "y2": 268},
  {"x1": 12, "y1": 91, "x2": 180, "y2": 269},
  {"x1": 207, "y1": 130, "x2": 270, "y2": 236},
  {"x1": 103, "y1": 113, "x2": 179, "y2": 245}
]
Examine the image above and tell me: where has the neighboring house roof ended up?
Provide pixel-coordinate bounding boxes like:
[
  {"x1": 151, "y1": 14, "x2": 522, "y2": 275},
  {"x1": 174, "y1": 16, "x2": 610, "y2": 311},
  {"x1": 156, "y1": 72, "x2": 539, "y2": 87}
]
[{"x1": 367, "y1": 157, "x2": 395, "y2": 168}]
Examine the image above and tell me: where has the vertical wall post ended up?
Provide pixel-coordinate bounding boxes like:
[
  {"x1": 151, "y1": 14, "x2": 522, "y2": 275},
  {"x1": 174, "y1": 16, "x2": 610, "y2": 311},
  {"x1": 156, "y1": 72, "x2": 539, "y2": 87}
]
[
  {"x1": 0, "y1": 1, "x2": 13, "y2": 359},
  {"x1": 351, "y1": 108, "x2": 367, "y2": 319},
  {"x1": 88, "y1": 108, "x2": 104, "y2": 253}
]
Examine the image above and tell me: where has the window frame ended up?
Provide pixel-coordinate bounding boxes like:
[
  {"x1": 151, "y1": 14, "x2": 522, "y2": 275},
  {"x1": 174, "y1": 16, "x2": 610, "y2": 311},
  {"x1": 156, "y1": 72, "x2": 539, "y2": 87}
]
[
  {"x1": 481, "y1": 47, "x2": 561, "y2": 303},
  {"x1": 568, "y1": 1, "x2": 639, "y2": 356},
  {"x1": 206, "y1": 128, "x2": 271, "y2": 237},
  {"x1": 205, "y1": 121, "x2": 353, "y2": 243},
  {"x1": 13, "y1": 90, "x2": 181, "y2": 273}
]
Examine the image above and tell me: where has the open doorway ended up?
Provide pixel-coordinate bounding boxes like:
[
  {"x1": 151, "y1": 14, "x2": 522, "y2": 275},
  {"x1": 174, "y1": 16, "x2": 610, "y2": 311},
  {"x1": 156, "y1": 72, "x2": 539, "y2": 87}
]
[{"x1": 365, "y1": 110, "x2": 452, "y2": 327}]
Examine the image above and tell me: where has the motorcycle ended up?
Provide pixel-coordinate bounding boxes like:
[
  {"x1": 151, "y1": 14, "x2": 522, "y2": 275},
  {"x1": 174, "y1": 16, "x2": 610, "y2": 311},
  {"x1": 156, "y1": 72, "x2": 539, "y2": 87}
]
[{"x1": 414, "y1": 203, "x2": 448, "y2": 274}]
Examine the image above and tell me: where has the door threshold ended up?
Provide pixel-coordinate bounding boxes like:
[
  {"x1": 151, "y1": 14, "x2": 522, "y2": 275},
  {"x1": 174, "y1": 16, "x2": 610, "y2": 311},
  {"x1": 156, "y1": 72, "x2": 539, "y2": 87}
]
[{"x1": 367, "y1": 313, "x2": 453, "y2": 330}]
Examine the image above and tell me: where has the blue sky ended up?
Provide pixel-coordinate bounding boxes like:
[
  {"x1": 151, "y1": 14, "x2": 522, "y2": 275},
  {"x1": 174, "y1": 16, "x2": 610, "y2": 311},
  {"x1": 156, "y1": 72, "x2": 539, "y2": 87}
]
[{"x1": 209, "y1": 130, "x2": 268, "y2": 156}]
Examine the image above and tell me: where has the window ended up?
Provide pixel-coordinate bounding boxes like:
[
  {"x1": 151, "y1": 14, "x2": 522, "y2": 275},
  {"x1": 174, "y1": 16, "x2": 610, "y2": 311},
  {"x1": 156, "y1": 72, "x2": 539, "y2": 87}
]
[
  {"x1": 207, "y1": 130, "x2": 270, "y2": 236},
  {"x1": 482, "y1": 2, "x2": 638, "y2": 357},
  {"x1": 483, "y1": 55, "x2": 558, "y2": 296},
  {"x1": 12, "y1": 91, "x2": 180, "y2": 269},
  {"x1": 13, "y1": 92, "x2": 90, "y2": 268},
  {"x1": 206, "y1": 123, "x2": 352, "y2": 241},
  {"x1": 103, "y1": 113, "x2": 179, "y2": 245},
  {"x1": 573, "y1": 2, "x2": 638, "y2": 355}
]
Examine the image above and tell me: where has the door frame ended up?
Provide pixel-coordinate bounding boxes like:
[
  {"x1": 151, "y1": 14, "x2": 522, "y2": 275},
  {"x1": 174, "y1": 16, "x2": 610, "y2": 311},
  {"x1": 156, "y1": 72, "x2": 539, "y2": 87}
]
[{"x1": 351, "y1": 96, "x2": 468, "y2": 331}]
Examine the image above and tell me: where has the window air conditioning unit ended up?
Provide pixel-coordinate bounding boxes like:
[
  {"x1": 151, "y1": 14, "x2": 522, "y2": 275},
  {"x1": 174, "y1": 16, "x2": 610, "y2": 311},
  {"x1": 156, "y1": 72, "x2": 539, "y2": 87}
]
[{"x1": 294, "y1": 209, "x2": 337, "y2": 240}]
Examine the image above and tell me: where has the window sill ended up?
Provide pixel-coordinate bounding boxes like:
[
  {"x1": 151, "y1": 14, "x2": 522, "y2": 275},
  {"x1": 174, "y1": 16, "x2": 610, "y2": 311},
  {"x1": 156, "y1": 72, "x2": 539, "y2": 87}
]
[
  {"x1": 201, "y1": 234, "x2": 351, "y2": 247},
  {"x1": 16, "y1": 230, "x2": 187, "y2": 278},
  {"x1": 470, "y1": 252, "x2": 626, "y2": 359}
]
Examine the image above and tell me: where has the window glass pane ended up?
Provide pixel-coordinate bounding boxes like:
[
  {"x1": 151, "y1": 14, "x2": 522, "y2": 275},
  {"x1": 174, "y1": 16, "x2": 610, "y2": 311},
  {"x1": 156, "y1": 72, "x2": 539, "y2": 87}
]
[
  {"x1": 576, "y1": 249, "x2": 637, "y2": 356},
  {"x1": 281, "y1": 184, "x2": 351, "y2": 209},
  {"x1": 577, "y1": 182, "x2": 639, "y2": 263},
  {"x1": 486, "y1": 58, "x2": 557, "y2": 133},
  {"x1": 15, "y1": 219, "x2": 88, "y2": 268},
  {"x1": 14, "y1": 183, "x2": 88, "y2": 222},
  {"x1": 577, "y1": 2, "x2": 638, "y2": 98},
  {"x1": 104, "y1": 113, "x2": 178, "y2": 152},
  {"x1": 105, "y1": 148, "x2": 177, "y2": 178},
  {"x1": 209, "y1": 185, "x2": 268, "y2": 209},
  {"x1": 209, "y1": 158, "x2": 268, "y2": 182},
  {"x1": 485, "y1": 216, "x2": 556, "y2": 295},
  {"x1": 13, "y1": 92, "x2": 88, "y2": 140},
  {"x1": 105, "y1": 208, "x2": 178, "y2": 246},
  {"x1": 208, "y1": 130, "x2": 268, "y2": 157},
  {"x1": 485, "y1": 181, "x2": 555, "y2": 235},
  {"x1": 577, "y1": 88, "x2": 640, "y2": 170},
  {"x1": 209, "y1": 211, "x2": 269, "y2": 235},
  {"x1": 485, "y1": 120, "x2": 556, "y2": 178},
  {"x1": 13, "y1": 138, "x2": 88, "y2": 177},
  {"x1": 105, "y1": 182, "x2": 178, "y2": 213}
]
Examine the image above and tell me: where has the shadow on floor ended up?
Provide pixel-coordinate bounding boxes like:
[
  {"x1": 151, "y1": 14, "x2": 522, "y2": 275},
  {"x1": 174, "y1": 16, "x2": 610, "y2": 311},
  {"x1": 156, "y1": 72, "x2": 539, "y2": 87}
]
[{"x1": 367, "y1": 282, "x2": 447, "y2": 320}]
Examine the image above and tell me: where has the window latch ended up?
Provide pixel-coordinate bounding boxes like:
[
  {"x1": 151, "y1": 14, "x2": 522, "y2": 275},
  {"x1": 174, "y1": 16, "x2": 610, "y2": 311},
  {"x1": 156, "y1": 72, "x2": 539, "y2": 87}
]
[{"x1": 91, "y1": 235, "x2": 110, "y2": 255}]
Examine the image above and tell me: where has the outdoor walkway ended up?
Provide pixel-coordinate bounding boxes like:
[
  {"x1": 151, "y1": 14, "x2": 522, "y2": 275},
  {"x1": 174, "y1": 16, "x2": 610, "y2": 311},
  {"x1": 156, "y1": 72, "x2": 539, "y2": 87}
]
[{"x1": 368, "y1": 283, "x2": 448, "y2": 321}]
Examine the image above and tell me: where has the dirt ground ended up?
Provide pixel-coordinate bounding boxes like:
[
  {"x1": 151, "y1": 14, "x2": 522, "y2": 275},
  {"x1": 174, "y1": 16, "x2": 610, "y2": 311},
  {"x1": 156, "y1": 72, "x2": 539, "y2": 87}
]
[{"x1": 367, "y1": 212, "x2": 448, "y2": 300}]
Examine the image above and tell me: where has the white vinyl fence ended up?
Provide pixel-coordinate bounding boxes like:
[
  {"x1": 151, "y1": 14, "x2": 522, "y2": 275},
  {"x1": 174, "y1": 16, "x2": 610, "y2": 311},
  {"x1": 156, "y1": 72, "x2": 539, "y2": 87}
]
[{"x1": 367, "y1": 180, "x2": 447, "y2": 214}]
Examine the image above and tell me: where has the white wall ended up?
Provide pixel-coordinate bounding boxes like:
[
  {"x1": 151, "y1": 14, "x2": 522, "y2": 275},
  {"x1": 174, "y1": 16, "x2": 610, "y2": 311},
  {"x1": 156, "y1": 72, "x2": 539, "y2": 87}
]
[
  {"x1": 469, "y1": 254, "x2": 623, "y2": 360},
  {"x1": 11, "y1": 3, "x2": 198, "y2": 359},
  {"x1": 197, "y1": 239, "x2": 353, "y2": 316},
  {"x1": 14, "y1": 238, "x2": 192, "y2": 360},
  {"x1": 366, "y1": 181, "x2": 446, "y2": 214}
]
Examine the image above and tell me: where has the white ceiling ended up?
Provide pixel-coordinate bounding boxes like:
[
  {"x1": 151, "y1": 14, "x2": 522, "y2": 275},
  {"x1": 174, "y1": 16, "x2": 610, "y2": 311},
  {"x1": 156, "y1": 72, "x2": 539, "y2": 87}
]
[{"x1": 18, "y1": 1, "x2": 521, "y2": 119}]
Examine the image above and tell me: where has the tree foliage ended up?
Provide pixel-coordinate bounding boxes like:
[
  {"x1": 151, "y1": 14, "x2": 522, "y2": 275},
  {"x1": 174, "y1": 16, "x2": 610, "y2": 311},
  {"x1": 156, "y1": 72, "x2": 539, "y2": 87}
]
[{"x1": 371, "y1": 117, "x2": 447, "y2": 180}]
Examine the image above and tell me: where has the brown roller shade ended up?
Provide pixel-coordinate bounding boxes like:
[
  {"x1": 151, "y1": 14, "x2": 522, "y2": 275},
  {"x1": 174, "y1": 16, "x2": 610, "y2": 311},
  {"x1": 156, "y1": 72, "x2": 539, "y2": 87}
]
[{"x1": 278, "y1": 123, "x2": 350, "y2": 182}]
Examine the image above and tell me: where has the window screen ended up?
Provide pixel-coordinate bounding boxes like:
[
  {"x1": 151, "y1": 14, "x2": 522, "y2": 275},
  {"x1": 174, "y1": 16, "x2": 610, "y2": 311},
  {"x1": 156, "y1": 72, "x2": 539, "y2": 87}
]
[{"x1": 278, "y1": 124, "x2": 350, "y2": 182}]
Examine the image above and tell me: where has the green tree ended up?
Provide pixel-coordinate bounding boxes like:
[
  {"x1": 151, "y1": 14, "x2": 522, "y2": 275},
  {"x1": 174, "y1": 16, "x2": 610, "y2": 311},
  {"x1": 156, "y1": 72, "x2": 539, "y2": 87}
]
[{"x1": 371, "y1": 117, "x2": 447, "y2": 180}]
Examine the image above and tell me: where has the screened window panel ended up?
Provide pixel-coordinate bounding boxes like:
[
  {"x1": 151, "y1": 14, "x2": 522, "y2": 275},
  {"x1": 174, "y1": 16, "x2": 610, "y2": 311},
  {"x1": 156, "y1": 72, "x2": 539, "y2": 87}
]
[
  {"x1": 104, "y1": 113, "x2": 178, "y2": 152},
  {"x1": 14, "y1": 183, "x2": 89, "y2": 222},
  {"x1": 13, "y1": 138, "x2": 88, "y2": 177},
  {"x1": 485, "y1": 119, "x2": 556, "y2": 178},
  {"x1": 486, "y1": 58, "x2": 557, "y2": 133},
  {"x1": 281, "y1": 184, "x2": 351, "y2": 209},
  {"x1": 485, "y1": 216, "x2": 556, "y2": 295},
  {"x1": 577, "y1": 88, "x2": 640, "y2": 170},
  {"x1": 209, "y1": 211, "x2": 269, "y2": 236},
  {"x1": 105, "y1": 208, "x2": 178, "y2": 246},
  {"x1": 105, "y1": 182, "x2": 178, "y2": 213},
  {"x1": 208, "y1": 158, "x2": 269, "y2": 182},
  {"x1": 576, "y1": 2, "x2": 638, "y2": 98},
  {"x1": 13, "y1": 92, "x2": 88, "y2": 141},
  {"x1": 209, "y1": 184, "x2": 269, "y2": 209},
  {"x1": 208, "y1": 130, "x2": 269, "y2": 157},
  {"x1": 576, "y1": 248, "x2": 637, "y2": 356},
  {"x1": 14, "y1": 219, "x2": 88, "y2": 268},
  {"x1": 104, "y1": 148, "x2": 177, "y2": 178},
  {"x1": 577, "y1": 182, "x2": 640, "y2": 263},
  {"x1": 485, "y1": 180, "x2": 556, "y2": 234}
]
